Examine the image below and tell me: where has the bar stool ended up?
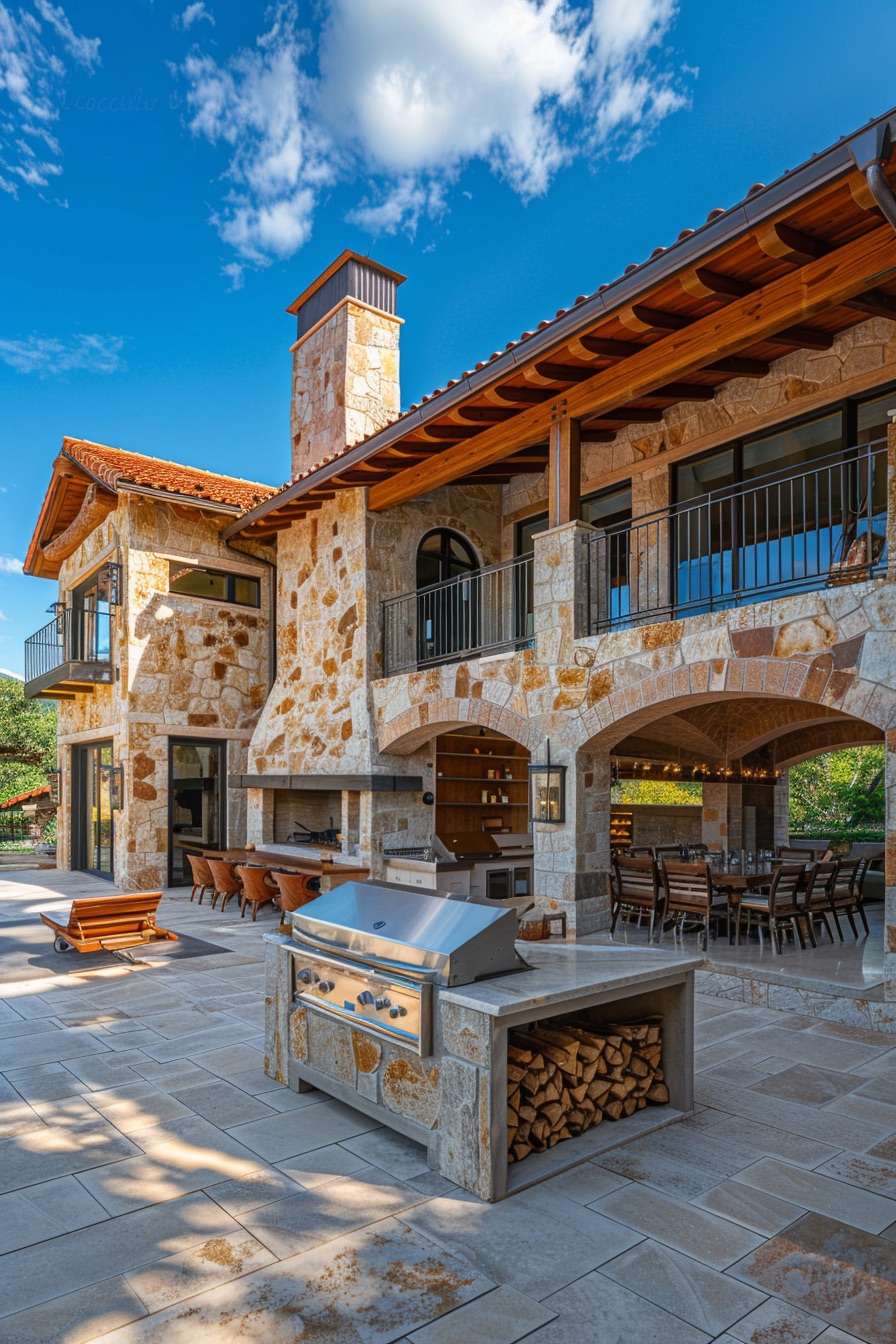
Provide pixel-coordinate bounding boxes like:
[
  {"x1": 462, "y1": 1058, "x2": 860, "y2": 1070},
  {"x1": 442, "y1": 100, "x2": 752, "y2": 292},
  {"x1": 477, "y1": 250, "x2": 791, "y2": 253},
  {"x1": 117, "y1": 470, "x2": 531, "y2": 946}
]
[
  {"x1": 271, "y1": 871, "x2": 320, "y2": 912},
  {"x1": 206, "y1": 859, "x2": 244, "y2": 913},
  {"x1": 186, "y1": 853, "x2": 215, "y2": 904},
  {"x1": 235, "y1": 865, "x2": 279, "y2": 921}
]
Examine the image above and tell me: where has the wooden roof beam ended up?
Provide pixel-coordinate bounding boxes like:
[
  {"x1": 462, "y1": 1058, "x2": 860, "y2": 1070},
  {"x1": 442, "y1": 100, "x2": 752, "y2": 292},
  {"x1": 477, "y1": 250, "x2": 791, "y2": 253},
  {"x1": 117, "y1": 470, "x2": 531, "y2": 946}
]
[{"x1": 368, "y1": 224, "x2": 896, "y2": 510}]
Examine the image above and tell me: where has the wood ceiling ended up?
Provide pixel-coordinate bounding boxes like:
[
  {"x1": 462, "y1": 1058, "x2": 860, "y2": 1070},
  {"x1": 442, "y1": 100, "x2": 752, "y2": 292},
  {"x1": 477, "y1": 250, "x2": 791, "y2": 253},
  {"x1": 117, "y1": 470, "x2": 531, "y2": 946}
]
[{"x1": 231, "y1": 132, "x2": 896, "y2": 539}]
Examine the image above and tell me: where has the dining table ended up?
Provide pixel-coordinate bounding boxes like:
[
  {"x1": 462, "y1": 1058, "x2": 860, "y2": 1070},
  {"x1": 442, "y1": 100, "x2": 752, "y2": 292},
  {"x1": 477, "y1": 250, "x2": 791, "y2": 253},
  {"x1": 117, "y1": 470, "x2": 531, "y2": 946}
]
[{"x1": 175, "y1": 841, "x2": 370, "y2": 891}]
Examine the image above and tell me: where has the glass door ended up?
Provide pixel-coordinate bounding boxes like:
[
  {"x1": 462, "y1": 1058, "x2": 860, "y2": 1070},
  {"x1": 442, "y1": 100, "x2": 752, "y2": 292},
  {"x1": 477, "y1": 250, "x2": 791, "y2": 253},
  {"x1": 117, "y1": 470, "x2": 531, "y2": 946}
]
[
  {"x1": 168, "y1": 739, "x2": 225, "y2": 885},
  {"x1": 73, "y1": 742, "x2": 114, "y2": 877}
]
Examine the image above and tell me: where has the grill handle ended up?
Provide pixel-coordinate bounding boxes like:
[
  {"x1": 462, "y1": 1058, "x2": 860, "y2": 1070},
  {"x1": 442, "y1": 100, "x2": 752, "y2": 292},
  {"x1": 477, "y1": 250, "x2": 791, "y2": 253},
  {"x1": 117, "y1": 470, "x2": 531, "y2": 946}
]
[{"x1": 291, "y1": 929, "x2": 435, "y2": 982}]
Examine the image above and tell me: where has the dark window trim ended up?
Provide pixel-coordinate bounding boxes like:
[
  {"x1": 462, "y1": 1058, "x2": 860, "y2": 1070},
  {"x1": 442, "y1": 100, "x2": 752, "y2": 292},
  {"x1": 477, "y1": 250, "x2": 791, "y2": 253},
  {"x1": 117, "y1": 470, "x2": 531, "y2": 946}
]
[
  {"x1": 415, "y1": 528, "x2": 479, "y2": 589},
  {"x1": 168, "y1": 562, "x2": 261, "y2": 608},
  {"x1": 514, "y1": 479, "x2": 633, "y2": 556},
  {"x1": 671, "y1": 379, "x2": 896, "y2": 506},
  {"x1": 167, "y1": 737, "x2": 227, "y2": 887}
]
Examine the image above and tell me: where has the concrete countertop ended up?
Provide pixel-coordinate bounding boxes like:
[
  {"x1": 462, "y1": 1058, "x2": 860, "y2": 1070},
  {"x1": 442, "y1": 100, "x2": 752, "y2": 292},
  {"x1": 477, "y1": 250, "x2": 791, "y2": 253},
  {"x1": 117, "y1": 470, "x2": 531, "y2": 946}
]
[{"x1": 441, "y1": 942, "x2": 703, "y2": 1018}]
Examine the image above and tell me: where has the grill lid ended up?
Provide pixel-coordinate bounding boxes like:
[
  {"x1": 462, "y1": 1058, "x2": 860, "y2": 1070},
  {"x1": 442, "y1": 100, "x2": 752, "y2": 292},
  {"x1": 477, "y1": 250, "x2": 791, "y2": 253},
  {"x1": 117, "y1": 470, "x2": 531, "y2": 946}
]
[{"x1": 290, "y1": 880, "x2": 529, "y2": 985}]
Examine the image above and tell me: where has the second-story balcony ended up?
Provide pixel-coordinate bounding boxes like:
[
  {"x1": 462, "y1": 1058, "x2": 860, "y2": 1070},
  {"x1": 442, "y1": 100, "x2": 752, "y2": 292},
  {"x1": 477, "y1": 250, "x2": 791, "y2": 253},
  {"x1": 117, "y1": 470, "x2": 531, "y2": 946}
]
[
  {"x1": 382, "y1": 553, "x2": 534, "y2": 677},
  {"x1": 24, "y1": 606, "x2": 113, "y2": 700},
  {"x1": 582, "y1": 442, "x2": 888, "y2": 635}
]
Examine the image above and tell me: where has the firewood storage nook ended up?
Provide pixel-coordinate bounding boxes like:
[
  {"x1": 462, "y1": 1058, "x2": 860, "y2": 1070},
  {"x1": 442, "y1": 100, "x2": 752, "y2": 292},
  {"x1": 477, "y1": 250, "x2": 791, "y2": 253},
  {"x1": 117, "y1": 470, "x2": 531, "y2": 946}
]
[{"x1": 264, "y1": 883, "x2": 700, "y2": 1201}]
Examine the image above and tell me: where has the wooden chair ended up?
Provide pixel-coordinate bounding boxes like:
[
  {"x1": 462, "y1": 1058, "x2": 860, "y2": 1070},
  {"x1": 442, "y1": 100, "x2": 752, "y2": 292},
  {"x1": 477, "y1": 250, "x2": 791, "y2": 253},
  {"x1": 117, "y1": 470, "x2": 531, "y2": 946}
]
[
  {"x1": 734, "y1": 863, "x2": 807, "y2": 953},
  {"x1": 206, "y1": 859, "x2": 243, "y2": 913},
  {"x1": 628, "y1": 846, "x2": 655, "y2": 858},
  {"x1": 655, "y1": 844, "x2": 687, "y2": 863},
  {"x1": 660, "y1": 860, "x2": 725, "y2": 951},
  {"x1": 827, "y1": 857, "x2": 869, "y2": 939},
  {"x1": 610, "y1": 855, "x2": 664, "y2": 943},
  {"x1": 802, "y1": 861, "x2": 839, "y2": 945},
  {"x1": 776, "y1": 846, "x2": 817, "y2": 863},
  {"x1": 186, "y1": 853, "x2": 215, "y2": 905},
  {"x1": 271, "y1": 870, "x2": 320, "y2": 913},
  {"x1": 235, "y1": 865, "x2": 278, "y2": 921},
  {"x1": 40, "y1": 893, "x2": 177, "y2": 957}
]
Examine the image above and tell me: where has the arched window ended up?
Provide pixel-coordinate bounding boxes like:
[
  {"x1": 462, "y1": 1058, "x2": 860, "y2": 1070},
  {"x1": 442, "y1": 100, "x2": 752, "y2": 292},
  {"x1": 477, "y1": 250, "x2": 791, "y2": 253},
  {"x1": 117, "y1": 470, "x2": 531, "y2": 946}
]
[
  {"x1": 416, "y1": 529, "x2": 478, "y2": 590},
  {"x1": 415, "y1": 530, "x2": 479, "y2": 665}
]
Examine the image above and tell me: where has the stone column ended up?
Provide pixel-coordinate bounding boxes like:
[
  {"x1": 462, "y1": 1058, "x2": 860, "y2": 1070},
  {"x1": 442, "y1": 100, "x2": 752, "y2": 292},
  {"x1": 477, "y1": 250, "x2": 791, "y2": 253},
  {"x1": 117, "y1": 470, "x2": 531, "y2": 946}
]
[
  {"x1": 533, "y1": 519, "x2": 595, "y2": 662},
  {"x1": 701, "y1": 782, "x2": 743, "y2": 851},
  {"x1": 885, "y1": 733, "x2": 896, "y2": 1001},
  {"x1": 246, "y1": 788, "x2": 275, "y2": 846},
  {"x1": 533, "y1": 748, "x2": 610, "y2": 938},
  {"x1": 887, "y1": 420, "x2": 896, "y2": 578},
  {"x1": 357, "y1": 780, "x2": 433, "y2": 877},
  {"x1": 630, "y1": 465, "x2": 670, "y2": 620},
  {"x1": 773, "y1": 771, "x2": 790, "y2": 848}
]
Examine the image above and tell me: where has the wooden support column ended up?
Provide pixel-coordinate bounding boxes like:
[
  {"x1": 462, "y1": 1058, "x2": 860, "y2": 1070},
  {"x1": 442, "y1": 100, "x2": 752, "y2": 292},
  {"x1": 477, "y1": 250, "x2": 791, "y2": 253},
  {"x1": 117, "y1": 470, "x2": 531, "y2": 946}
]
[{"x1": 548, "y1": 407, "x2": 580, "y2": 530}]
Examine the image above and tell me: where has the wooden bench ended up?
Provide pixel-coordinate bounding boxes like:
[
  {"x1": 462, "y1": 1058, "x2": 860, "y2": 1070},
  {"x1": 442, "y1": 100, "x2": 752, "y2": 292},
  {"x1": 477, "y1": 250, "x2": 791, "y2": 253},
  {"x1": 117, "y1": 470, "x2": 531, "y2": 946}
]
[{"x1": 40, "y1": 893, "x2": 178, "y2": 956}]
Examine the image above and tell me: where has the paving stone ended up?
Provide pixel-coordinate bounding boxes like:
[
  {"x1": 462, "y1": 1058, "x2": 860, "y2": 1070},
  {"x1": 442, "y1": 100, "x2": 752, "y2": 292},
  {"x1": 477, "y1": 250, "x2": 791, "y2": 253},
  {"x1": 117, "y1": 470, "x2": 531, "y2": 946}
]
[
  {"x1": 407, "y1": 1285, "x2": 557, "y2": 1343},
  {"x1": 124, "y1": 1229, "x2": 276, "y2": 1311},
  {"x1": 525, "y1": 1271, "x2": 710, "y2": 1344},
  {"x1": 0, "y1": 1276, "x2": 148, "y2": 1344},
  {"x1": 276, "y1": 1142, "x2": 373, "y2": 1188},
  {"x1": 251, "y1": 1084, "x2": 321, "y2": 1113},
  {"x1": 0, "y1": 1027, "x2": 111, "y2": 1071},
  {"x1": 599, "y1": 1238, "x2": 767, "y2": 1334},
  {"x1": 189, "y1": 1043, "x2": 268, "y2": 1081},
  {"x1": 228, "y1": 1097, "x2": 380, "y2": 1161},
  {"x1": 0, "y1": 1191, "x2": 240, "y2": 1318},
  {"x1": 726, "y1": 1297, "x2": 828, "y2": 1344},
  {"x1": 731, "y1": 1157, "x2": 896, "y2": 1234},
  {"x1": 169, "y1": 1079, "x2": 277, "y2": 1128},
  {"x1": 84, "y1": 1082, "x2": 194, "y2": 1132},
  {"x1": 736, "y1": 1025, "x2": 890, "y2": 1071},
  {"x1": 750, "y1": 1062, "x2": 863, "y2": 1106},
  {"x1": 241, "y1": 1163, "x2": 428, "y2": 1257},
  {"x1": 3, "y1": 1061, "x2": 91, "y2": 1102},
  {"x1": 21, "y1": 1173, "x2": 109, "y2": 1232},
  {"x1": 92, "y1": 1217, "x2": 492, "y2": 1344},
  {"x1": 823, "y1": 1092, "x2": 896, "y2": 1129},
  {"x1": 592, "y1": 1184, "x2": 763, "y2": 1269},
  {"x1": 205, "y1": 1167, "x2": 307, "y2": 1216},
  {"x1": 402, "y1": 1187, "x2": 643, "y2": 1300},
  {"x1": 691, "y1": 1178, "x2": 805, "y2": 1235},
  {"x1": 533, "y1": 1161, "x2": 630, "y2": 1206},
  {"x1": 695, "y1": 1078, "x2": 889, "y2": 1150},
  {"x1": 816, "y1": 1152, "x2": 896, "y2": 1200},
  {"x1": 129, "y1": 1059, "x2": 221, "y2": 1092},
  {"x1": 730, "y1": 1212, "x2": 896, "y2": 1344},
  {"x1": 0, "y1": 1116, "x2": 141, "y2": 1195},
  {"x1": 596, "y1": 1146, "x2": 716, "y2": 1200},
  {"x1": 340, "y1": 1127, "x2": 432, "y2": 1181}
]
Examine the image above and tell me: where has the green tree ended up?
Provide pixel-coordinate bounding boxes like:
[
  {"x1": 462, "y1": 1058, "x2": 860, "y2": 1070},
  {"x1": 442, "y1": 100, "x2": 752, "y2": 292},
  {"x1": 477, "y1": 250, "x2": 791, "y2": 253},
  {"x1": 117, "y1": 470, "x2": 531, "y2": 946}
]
[
  {"x1": 612, "y1": 779, "x2": 703, "y2": 806},
  {"x1": 0, "y1": 676, "x2": 57, "y2": 802},
  {"x1": 789, "y1": 745, "x2": 885, "y2": 837}
]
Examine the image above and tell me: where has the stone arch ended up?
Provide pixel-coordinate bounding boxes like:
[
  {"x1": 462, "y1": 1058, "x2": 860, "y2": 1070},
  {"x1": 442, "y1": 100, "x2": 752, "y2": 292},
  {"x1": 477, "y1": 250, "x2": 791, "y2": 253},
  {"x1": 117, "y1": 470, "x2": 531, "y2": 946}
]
[
  {"x1": 378, "y1": 697, "x2": 544, "y2": 756},
  {"x1": 577, "y1": 655, "x2": 896, "y2": 750}
]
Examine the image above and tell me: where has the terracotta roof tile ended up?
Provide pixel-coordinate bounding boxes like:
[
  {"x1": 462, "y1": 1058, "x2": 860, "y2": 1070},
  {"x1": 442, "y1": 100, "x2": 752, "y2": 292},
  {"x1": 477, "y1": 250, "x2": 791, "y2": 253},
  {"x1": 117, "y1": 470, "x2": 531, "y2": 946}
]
[
  {"x1": 62, "y1": 438, "x2": 277, "y2": 511},
  {"x1": 0, "y1": 785, "x2": 51, "y2": 809}
]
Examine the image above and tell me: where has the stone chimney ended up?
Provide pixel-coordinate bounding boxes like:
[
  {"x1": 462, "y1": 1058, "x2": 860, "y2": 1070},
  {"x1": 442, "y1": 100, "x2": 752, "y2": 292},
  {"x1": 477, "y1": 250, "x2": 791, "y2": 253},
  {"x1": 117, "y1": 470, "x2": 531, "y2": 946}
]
[{"x1": 287, "y1": 251, "x2": 404, "y2": 481}]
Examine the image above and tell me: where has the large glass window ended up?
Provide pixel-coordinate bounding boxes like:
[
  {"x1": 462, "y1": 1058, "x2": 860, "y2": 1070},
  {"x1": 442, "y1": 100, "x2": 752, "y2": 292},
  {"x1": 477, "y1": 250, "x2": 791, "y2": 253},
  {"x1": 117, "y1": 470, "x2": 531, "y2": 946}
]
[
  {"x1": 169, "y1": 563, "x2": 260, "y2": 607},
  {"x1": 73, "y1": 742, "x2": 114, "y2": 877},
  {"x1": 168, "y1": 740, "x2": 225, "y2": 885},
  {"x1": 416, "y1": 530, "x2": 479, "y2": 663}
]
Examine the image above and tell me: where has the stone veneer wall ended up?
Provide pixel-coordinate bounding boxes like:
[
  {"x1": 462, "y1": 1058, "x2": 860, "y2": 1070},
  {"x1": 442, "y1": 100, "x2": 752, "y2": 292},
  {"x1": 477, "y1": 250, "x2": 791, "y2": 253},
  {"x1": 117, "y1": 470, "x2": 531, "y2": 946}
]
[
  {"x1": 291, "y1": 301, "x2": 400, "y2": 479},
  {"x1": 55, "y1": 494, "x2": 271, "y2": 888}
]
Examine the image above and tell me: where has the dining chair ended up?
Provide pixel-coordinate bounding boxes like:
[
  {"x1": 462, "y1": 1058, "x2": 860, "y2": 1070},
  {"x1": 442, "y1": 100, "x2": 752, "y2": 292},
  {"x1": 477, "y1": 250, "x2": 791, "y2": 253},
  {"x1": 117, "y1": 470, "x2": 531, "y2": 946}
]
[
  {"x1": 802, "y1": 860, "x2": 839, "y2": 945},
  {"x1": 610, "y1": 855, "x2": 664, "y2": 943},
  {"x1": 660, "y1": 860, "x2": 725, "y2": 951},
  {"x1": 271, "y1": 870, "x2": 320, "y2": 913},
  {"x1": 776, "y1": 846, "x2": 817, "y2": 862},
  {"x1": 628, "y1": 846, "x2": 655, "y2": 858},
  {"x1": 827, "y1": 857, "x2": 869, "y2": 939},
  {"x1": 206, "y1": 859, "x2": 244, "y2": 913},
  {"x1": 186, "y1": 853, "x2": 215, "y2": 905},
  {"x1": 734, "y1": 863, "x2": 807, "y2": 953},
  {"x1": 655, "y1": 844, "x2": 687, "y2": 863},
  {"x1": 235, "y1": 865, "x2": 279, "y2": 921}
]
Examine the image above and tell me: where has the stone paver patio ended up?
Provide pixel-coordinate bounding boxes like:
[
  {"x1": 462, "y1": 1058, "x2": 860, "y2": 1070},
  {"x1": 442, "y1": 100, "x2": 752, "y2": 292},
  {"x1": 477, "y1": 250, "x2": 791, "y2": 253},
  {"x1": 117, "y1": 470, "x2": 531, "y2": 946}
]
[{"x1": 1, "y1": 868, "x2": 895, "y2": 1343}]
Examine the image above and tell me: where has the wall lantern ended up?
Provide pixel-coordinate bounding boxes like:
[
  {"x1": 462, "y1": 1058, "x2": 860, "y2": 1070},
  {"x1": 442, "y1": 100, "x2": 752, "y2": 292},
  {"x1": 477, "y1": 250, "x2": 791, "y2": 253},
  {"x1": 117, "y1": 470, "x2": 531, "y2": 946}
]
[
  {"x1": 45, "y1": 767, "x2": 61, "y2": 806},
  {"x1": 100, "y1": 764, "x2": 124, "y2": 811},
  {"x1": 97, "y1": 561, "x2": 122, "y2": 606},
  {"x1": 528, "y1": 741, "x2": 566, "y2": 824}
]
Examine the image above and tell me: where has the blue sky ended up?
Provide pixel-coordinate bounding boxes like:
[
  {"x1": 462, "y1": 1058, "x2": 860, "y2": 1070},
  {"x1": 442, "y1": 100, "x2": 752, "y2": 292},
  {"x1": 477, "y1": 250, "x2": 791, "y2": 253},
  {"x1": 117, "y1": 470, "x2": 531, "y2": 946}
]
[{"x1": 1, "y1": 0, "x2": 894, "y2": 674}]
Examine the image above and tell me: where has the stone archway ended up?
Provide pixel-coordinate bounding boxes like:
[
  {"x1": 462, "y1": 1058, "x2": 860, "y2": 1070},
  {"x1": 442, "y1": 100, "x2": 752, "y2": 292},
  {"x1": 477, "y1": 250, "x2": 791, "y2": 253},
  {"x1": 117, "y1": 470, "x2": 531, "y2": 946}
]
[{"x1": 377, "y1": 696, "x2": 544, "y2": 757}]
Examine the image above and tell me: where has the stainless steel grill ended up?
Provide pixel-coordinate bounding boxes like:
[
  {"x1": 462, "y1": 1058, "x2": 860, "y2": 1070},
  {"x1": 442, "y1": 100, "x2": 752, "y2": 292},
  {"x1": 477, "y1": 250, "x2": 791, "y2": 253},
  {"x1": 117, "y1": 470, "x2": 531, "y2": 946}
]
[{"x1": 289, "y1": 880, "x2": 528, "y2": 1053}]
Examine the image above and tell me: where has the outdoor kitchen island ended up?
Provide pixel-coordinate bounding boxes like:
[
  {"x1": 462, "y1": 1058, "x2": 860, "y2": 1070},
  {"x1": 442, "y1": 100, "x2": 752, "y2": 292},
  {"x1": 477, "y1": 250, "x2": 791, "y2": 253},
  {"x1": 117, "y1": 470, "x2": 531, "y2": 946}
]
[{"x1": 264, "y1": 883, "x2": 700, "y2": 1201}]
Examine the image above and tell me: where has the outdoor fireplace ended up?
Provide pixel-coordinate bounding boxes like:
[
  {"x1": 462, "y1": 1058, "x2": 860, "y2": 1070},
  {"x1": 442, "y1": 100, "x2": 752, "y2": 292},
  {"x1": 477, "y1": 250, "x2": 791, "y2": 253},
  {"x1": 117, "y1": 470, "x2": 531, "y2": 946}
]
[{"x1": 264, "y1": 881, "x2": 700, "y2": 1200}]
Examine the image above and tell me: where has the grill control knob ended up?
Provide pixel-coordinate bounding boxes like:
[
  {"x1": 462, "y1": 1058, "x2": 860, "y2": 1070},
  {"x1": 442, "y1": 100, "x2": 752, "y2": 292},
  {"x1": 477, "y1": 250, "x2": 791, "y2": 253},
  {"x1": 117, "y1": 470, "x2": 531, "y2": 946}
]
[
  {"x1": 357, "y1": 991, "x2": 374, "y2": 1006},
  {"x1": 374, "y1": 996, "x2": 391, "y2": 1011},
  {"x1": 297, "y1": 968, "x2": 317, "y2": 985},
  {"x1": 317, "y1": 980, "x2": 335, "y2": 994},
  {"x1": 397, "y1": 1006, "x2": 408, "y2": 1017},
  {"x1": 389, "y1": 1007, "x2": 400, "y2": 1018}
]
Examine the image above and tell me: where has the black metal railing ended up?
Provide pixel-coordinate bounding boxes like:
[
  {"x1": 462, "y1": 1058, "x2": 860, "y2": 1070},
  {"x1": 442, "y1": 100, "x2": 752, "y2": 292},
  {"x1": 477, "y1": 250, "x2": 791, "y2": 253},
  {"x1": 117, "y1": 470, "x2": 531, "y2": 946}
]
[
  {"x1": 382, "y1": 553, "x2": 534, "y2": 676},
  {"x1": 24, "y1": 606, "x2": 112, "y2": 685},
  {"x1": 583, "y1": 441, "x2": 888, "y2": 634}
]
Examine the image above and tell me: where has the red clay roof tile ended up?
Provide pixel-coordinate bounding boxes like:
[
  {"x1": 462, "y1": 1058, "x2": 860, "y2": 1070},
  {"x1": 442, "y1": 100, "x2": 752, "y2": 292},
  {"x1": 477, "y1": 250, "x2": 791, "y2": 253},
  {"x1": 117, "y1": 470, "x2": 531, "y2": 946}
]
[{"x1": 62, "y1": 438, "x2": 276, "y2": 510}]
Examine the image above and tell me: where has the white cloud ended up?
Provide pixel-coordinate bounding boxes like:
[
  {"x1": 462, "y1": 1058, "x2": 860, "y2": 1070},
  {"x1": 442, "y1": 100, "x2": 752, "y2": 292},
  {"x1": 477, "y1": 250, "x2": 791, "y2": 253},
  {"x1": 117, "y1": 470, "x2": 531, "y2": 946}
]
[
  {"x1": 0, "y1": 333, "x2": 125, "y2": 375},
  {"x1": 176, "y1": 0, "x2": 689, "y2": 273},
  {"x1": 0, "y1": 1, "x2": 100, "y2": 197},
  {"x1": 0, "y1": 556, "x2": 24, "y2": 574},
  {"x1": 174, "y1": 3, "x2": 215, "y2": 31}
]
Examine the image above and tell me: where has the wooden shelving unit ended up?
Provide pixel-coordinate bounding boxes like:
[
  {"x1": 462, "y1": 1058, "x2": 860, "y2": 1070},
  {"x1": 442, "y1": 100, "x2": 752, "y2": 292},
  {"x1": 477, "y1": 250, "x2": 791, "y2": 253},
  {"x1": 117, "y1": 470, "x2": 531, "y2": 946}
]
[
  {"x1": 435, "y1": 730, "x2": 531, "y2": 840},
  {"x1": 610, "y1": 806, "x2": 633, "y2": 851}
]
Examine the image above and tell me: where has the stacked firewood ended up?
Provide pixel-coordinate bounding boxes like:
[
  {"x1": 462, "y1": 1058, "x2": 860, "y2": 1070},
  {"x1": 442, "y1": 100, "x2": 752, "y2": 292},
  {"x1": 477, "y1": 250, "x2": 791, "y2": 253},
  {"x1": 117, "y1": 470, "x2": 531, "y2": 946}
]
[{"x1": 507, "y1": 1015, "x2": 668, "y2": 1164}]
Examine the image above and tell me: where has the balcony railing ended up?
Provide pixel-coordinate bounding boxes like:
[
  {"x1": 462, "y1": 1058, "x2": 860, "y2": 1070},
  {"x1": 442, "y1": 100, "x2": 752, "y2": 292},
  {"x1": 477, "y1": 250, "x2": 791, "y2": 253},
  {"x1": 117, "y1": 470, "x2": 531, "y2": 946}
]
[
  {"x1": 583, "y1": 441, "x2": 888, "y2": 635},
  {"x1": 24, "y1": 606, "x2": 112, "y2": 698},
  {"x1": 382, "y1": 553, "x2": 534, "y2": 676}
]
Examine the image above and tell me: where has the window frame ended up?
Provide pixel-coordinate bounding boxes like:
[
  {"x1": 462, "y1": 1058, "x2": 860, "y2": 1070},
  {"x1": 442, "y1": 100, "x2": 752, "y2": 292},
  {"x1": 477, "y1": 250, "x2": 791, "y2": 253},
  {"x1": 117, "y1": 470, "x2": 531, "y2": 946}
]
[{"x1": 167, "y1": 561, "x2": 261, "y2": 608}]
